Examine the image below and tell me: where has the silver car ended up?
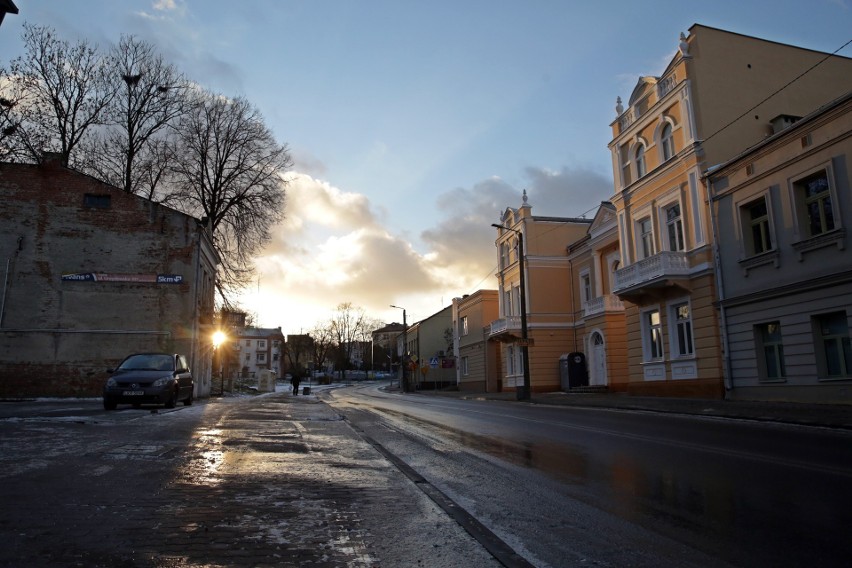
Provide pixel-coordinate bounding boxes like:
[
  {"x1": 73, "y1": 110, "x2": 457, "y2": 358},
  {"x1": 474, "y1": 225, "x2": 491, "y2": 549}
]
[{"x1": 103, "y1": 353, "x2": 194, "y2": 410}]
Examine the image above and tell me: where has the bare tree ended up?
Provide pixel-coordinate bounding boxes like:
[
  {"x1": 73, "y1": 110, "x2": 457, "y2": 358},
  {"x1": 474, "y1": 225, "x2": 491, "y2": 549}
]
[
  {"x1": 309, "y1": 323, "x2": 336, "y2": 378},
  {"x1": 284, "y1": 333, "x2": 313, "y2": 376},
  {"x1": 8, "y1": 24, "x2": 115, "y2": 166},
  {"x1": 0, "y1": 62, "x2": 28, "y2": 161},
  {"x1": 330, "y1": 303, "x2": 375, "y2": 380},
  {"x1": 169, "y1": 91, "x2": 291, "y2": 302},
  {"x1": 81, "y1": 36, "x2": 188, "y2": 198}
]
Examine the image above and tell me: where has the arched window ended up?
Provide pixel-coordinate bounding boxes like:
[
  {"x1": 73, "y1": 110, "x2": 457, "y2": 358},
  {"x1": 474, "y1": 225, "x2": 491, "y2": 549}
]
[
  {"x1": 635, "y1": 144, "x2": 647, "y2": 178},
  {"x1": 661, "y1": 122, "x2": 675, "y2": 161}
]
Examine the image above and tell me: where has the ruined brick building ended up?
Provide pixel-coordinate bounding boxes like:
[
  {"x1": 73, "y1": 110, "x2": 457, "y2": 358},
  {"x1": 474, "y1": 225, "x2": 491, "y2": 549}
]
[{"x1": 0, "y1": 155, "x2": 219, "y2": 397}]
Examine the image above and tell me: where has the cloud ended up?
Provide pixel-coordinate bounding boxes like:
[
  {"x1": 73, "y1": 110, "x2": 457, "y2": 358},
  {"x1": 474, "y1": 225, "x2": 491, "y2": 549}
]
[
  {"x1": 421, "y1": 165, "x2": 612, "y2": 286},
  {"x1": 247, "y1": 164, "x2": 613, "y2": 333}
]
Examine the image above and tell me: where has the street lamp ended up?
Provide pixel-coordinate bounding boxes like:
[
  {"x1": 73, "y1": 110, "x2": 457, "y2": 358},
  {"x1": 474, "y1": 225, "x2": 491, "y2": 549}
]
[
  {"x1": 212, "y1": 330, "x2": 227, "y2": 396},
  {"x1": 492, "y1": 223, "x2": 531, "y2": 401},
  {"x1": 390, "y1": 305, "x2": 409, "y2": 392}
]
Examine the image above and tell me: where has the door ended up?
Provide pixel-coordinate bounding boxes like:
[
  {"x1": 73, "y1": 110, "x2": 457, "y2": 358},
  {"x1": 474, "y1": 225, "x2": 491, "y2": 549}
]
[{"x1": 590, "y1": 332, "x2": 607, "y2": 386}]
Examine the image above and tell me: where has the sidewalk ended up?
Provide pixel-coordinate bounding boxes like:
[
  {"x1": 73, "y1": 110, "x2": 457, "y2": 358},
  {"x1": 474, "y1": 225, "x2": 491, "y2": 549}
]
[{"x1": 411, "y1": 388, "x2": 852, "y2": 430}]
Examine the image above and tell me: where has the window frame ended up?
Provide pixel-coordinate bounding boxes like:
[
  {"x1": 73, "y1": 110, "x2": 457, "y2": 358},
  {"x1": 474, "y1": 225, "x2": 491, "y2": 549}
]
[
  {"x1": 636, "y1": 216, "x2": 655, "y2": 260},
  {"x1": 635, "y1": 143, "x2": 647, "y2": 178},
  {"x1": 740, "y1": 195, "x2": 774, "y2": 256},
  {"x1": 580, "y1": 269, "x2": 592, "y2": 304},
  {"x1": 660, "y1": 121, "x2": 675, "y2": 162},
  {"x1": 790, "y1": 163, "x2": 841, "y2": 241},
  {"x1": 641, "y1": 306, "x2": 664, "y2": 362},
  {"x1": 668, "y1": 299, "x2": 694, "y2": 358},
  {"x1": 83, "y1": 193, "x2": 111, "y2": 209},
  {"x1": 754, "y1": 321, "x2": 786, "y2": 382},
  {"x1": 460, "y1": 316, "x2": 469, "y2": 337},
  {"x1": 664, "y1": 202, "x2": 685, "y2": 252},
  {"x1": 619, "y1": 143, "x2": 632, "y2": 188},
  {"x1": 812, "y1": 311, "x2": 852, "y2": 380},
  {"x1": 461, "y1": 356, "x2": 469, "y2": 376}
]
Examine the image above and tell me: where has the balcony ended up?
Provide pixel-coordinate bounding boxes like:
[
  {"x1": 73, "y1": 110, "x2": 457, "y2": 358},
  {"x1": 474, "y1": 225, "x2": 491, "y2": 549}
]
[
  {"x1": 613, "y1": 251, "x2": 691, "y2": 300},
  {"x1": 583, "y1": 294, "x2": 625, "y2": 317},
  {"x1": 489, "y1": 316, "x2": 522, "y2": 342}
]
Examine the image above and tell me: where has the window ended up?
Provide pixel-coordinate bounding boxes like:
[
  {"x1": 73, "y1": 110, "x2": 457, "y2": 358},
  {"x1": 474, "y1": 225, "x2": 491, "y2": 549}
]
[
  {"x1": 813, "y1": 312, "x2": 852, "y2": 378},
  {"x1": 796, "y1": 170, "x2": 835, "y2": 237},
  {"x1": 671, "y1": 302, "x2": 694, "y2": 357},
  {"x1": 461, "y1": 356, "x2": 469, "y2": 376},
  {"x1": 580, "y1": 271, "x2": 592, "y2": 303},
  {"x1": 258, "y1": 340, "x2": 266, "y2": 349},
  {"x1": 460, "y1": 316, "x2": 469, "y2": 337},
  {"x1": 661, "y1": 123, "x2": 675, "y2": 161},
  {"x1": 665, "y1": 203, "x2": 684, "y2": 252},
  {"x1": 507, "y1": 345, "x2": 516, "y2": 375},
  {"x1": 257, "y1": 353, "x2": 266, "y2": 363},
  {"x1": 619, "y1": 143, "x2": 631, "y2": 187},
  {"x1": 245, "y1": 353, "x2": 251, "y2": 362},
  {"x1": 743, "y1": 197, "x2": 773, "y2": 255},
  {"x1": 245, "y1": 340, "x2": 252, "y2": 347},
  {"x1": 635, "y1": 144, "x2": 647, "y2": 178},
  {"x1": 83, "y1": 194, "x2": 111, "y2": 209},
  {"x1": 638, "y1": 217, "x2": 655, "y2": 259},
  {"x1": 643, "y1": 309, "x2": 664, "y2": 361},
  {"x1": 755, "y1": 322, "x2": 785, "y2": 381}
]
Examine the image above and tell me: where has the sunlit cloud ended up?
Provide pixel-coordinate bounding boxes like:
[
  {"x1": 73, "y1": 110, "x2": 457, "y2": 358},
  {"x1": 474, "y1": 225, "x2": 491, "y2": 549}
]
[{"x1": 246, "y1": 164, "x2": 612, "y2": 333}]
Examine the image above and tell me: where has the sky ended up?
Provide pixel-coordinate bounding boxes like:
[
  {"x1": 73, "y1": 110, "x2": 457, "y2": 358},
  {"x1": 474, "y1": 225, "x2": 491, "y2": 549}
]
[{"x1": 2, "y1": 0, "x2": 851, "y2": 335}]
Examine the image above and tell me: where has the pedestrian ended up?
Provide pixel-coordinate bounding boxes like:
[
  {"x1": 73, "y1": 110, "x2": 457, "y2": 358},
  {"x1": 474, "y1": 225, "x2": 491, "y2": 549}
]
[{"x1": 291, "y1": 373, "x2": 301, "y2": 395}]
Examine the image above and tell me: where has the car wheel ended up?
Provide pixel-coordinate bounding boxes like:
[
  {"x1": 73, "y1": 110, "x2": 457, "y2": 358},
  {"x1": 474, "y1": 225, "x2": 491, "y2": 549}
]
[
  {"x1": 164, "y1": 388, "x2": 178, "y2": 409},
  {"x1": 183, "y1": 390, "x2": 193, "y2": 406},
  {"x1": 103, "y1": 398, "x2": 117, "y2": 411}
]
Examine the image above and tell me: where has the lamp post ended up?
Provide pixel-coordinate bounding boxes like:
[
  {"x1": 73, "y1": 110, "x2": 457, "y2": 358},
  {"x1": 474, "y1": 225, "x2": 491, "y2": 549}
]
[
  {"x1": 492, "y1": 223, "x2": 531, "y2": 401},
  {"x1": 390, "y1": 305, "x2": 409, "y2": 392}
]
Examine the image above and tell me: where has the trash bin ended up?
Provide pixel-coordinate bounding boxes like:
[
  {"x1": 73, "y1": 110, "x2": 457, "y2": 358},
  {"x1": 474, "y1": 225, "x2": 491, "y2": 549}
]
[{"x1": 302, "y1": 386, "x2": 311, "y2": 395}]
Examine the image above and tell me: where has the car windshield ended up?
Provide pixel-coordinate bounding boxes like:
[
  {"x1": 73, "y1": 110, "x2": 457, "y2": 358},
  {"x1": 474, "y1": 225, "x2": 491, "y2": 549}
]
[{"x1": 118, "y1": 354, "x2": 174, "y2": 372}]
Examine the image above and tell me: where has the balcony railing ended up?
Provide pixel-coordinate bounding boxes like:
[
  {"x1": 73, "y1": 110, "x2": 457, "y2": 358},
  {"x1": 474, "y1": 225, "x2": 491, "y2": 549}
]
[
  {"x1": 613, "y1": 251, "x2": 690, "y2": 292},
  {"x1": 489, "y1": 316, "x2": 522, "y2": 337},
  {"x1": 657, "y1": 74, "x2": 676, "y2": 98},
  {"x1": 583, "y1": 294, "x2": 625, "y2": 317}
]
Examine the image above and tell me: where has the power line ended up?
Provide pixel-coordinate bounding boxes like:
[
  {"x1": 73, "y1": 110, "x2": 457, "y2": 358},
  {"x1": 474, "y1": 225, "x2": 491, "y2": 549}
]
[{"x1": 704, "y1": 37, "x2": 852, "y2": 145}]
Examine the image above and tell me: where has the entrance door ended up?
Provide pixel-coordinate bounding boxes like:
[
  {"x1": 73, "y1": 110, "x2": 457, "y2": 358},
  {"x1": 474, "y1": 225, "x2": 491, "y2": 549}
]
[{"x1": 590, "y1": 332, "x2": 607, "y2": 386}]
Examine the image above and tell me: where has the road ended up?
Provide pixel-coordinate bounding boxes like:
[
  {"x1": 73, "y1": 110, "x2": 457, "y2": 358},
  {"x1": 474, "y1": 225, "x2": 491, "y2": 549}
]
[
  {"x1": 1, "y1": 384, "x2": 850, "y2": 567},
  {"x1": 323, "y1": 383, "x2": 852, "y2": 568}
]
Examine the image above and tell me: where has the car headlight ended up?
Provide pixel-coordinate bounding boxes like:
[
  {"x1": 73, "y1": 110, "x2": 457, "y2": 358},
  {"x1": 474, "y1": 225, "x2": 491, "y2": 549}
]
[
  {"x1": 152, "y1": 376, "x2": 173, "y2": 387},
  {"x1": 106, "y1": 378, "x2": 116, "y2": 387}
]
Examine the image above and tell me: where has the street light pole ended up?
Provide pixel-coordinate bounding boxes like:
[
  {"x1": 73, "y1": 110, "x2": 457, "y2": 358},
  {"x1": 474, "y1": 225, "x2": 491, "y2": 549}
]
[
  {"x1": 390, "y1": 305, "x2": 408, "y2": 392},
  {"x1": 492, "y1": 224, "x2": 531, "y2": 401}
]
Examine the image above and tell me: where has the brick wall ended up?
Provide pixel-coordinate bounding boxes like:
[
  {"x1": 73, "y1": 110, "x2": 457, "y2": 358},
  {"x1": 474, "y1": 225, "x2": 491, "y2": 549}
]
[{"x1": 0, "y1": 158, "x2": 215, "y2": 397}]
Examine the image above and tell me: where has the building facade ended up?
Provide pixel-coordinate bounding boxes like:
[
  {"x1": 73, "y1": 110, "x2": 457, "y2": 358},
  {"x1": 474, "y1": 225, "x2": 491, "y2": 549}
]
[
  {"x1": 491, "y1": 193, "x2": 592, "y2": 393},
  {"x1": 608, "y1": 24, "x2": 852, "y2": 398},
  {"x1": 231, "y1": 327, "x2": 285, "y2": 379},
  {"x1": 708, "y1": 91, "x2": 852, "y2": 403},
  {"x1": 397, "y1": 306, "x2": 454, "y2": 389},
  {"x1": 0, "y1": 157, "x2": 218, "y2": 398},
  {"x1": 566, "y1": 203, "x2": 629, "y2": 391},
  {"x1": 452, "y1": 290, "x2": 500, "y2": 392}
]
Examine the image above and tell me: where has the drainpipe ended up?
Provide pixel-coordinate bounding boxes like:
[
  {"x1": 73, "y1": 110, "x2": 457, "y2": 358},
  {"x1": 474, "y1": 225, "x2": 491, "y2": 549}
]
[
  {"x1": 704, "y1": 175, "x2": 733, "y2": 395},
  {"x1": 1, "y1": 236, "x2": 24, "y2": 329},
  {"x1": 568, "y1": 255, "x2": 578, "y2": 353},
  {"x1": 0, "y1": 258, "x2": 10, "y2": 329}
]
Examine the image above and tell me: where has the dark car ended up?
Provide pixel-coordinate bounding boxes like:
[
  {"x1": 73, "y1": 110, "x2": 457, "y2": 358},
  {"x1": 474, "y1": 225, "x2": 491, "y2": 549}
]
[{"x1": 103, "y1": 353, "x2": 194, "y2": 410}]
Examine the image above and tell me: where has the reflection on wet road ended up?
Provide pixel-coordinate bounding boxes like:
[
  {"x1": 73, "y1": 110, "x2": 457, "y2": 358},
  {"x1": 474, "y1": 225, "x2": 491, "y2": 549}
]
[{"x1": 328, "y1": 385, "x2": 852, "y2": 568}]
